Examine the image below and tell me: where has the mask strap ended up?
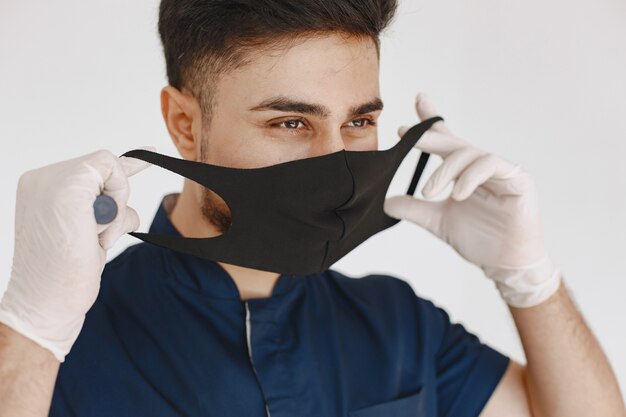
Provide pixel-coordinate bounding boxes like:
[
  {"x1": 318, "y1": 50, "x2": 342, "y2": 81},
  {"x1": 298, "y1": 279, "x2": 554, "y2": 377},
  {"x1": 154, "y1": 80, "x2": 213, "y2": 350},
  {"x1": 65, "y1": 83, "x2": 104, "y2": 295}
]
[
  {"x1": 406, "y1": 152, "x2": 430, "y2": 196},
  {"x1": 119, "y1": 149, "x2": 226, "y2": 192},
  {"x1": 405, "y1": 116, "x2": 444, "y2": 195}
]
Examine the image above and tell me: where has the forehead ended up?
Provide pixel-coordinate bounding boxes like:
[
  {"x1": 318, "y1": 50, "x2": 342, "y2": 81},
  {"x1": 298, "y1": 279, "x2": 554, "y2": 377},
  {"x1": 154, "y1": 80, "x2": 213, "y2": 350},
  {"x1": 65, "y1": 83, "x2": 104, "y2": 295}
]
[{"x1": 216, "y1": 34, "x2": 380, "y2": 110}]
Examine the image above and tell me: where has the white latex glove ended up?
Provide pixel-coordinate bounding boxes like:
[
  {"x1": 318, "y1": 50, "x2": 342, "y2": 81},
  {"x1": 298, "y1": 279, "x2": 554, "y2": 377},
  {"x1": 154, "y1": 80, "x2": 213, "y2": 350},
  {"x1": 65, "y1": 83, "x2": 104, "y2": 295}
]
[
  {"x1": 384, "y1": 93, "x2": 561, "y2": 308},
  {"x1": 0, "y1": 147, "x2": 154, "y2": 362}
]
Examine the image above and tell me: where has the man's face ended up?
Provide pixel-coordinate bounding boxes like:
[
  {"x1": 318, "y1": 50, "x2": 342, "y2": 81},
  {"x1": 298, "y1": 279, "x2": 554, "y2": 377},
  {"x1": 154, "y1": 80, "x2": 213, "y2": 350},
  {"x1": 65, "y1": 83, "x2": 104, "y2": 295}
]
[{"x1": 180, "y1": 34, "x2": 382, "y2": 232}]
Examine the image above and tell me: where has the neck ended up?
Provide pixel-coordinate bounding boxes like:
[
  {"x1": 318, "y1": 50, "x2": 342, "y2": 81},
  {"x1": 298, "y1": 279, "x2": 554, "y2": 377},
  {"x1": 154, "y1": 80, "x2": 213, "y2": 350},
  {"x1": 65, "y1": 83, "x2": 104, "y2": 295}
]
[{"x1": 167, "y1": 184, "x2": 281, "y2": 300}]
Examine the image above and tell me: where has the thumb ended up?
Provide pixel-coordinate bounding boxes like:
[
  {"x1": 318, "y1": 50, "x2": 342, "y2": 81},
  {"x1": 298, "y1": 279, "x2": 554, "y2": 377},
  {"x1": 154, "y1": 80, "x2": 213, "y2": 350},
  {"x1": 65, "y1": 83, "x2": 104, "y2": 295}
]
[
  {"x1": 384, "y1": 195, "x2": 446, "y2": 239},
  {"x1": 119, "y1": 145, "x2": 156, "y2": 177},
  {"x1": 398, "y1": 125, "x2": 411, "y2": 138}
]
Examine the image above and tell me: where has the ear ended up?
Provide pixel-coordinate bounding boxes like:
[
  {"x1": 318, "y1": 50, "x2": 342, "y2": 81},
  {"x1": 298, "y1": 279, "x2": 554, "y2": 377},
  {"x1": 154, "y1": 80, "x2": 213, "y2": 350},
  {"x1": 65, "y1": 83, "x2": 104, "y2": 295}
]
[{"x1": 160, "y1": 85, "x2": 202, "y2": 161}]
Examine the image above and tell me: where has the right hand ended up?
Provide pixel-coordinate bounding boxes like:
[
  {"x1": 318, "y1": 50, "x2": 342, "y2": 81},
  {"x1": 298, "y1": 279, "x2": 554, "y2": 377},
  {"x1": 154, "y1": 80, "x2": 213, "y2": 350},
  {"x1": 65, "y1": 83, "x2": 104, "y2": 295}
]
[{"x1": 0, "y1": 147, "x2": 154, "y2": 362}]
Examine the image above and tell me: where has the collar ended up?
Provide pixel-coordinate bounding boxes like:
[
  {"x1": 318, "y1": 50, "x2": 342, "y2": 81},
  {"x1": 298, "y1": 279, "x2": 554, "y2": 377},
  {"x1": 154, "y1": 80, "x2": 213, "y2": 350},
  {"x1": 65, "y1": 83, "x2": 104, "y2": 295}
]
[{"x1": 148, "y1": 193, "x2": 300, "y2": 300}]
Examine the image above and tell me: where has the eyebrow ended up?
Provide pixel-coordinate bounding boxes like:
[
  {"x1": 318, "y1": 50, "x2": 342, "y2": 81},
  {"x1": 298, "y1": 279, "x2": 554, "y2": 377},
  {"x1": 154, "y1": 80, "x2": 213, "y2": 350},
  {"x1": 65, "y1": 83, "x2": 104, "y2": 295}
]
[{"x1": 248, "y1": 95, "x2": 384, "y2": 118}]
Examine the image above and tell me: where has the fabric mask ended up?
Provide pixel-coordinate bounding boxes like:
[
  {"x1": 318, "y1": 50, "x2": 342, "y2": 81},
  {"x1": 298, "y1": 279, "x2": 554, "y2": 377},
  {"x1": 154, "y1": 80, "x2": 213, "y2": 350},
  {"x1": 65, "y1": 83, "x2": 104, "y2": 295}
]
[{"x1": 121, "y1": 115, "x2": 444, "y2": 275}]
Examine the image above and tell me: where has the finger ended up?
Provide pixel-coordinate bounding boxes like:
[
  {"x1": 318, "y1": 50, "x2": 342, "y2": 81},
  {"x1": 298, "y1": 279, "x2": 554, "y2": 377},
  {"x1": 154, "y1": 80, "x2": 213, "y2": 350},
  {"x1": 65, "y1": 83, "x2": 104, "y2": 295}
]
[
  {"x1": 99, "y1": 205, "x2": 140, "y2": 250},
  {"x1": 480, "y1": 166, "x2": 535, "y2": 197},
  {"x1": 492, "y1": 162, "x2": 523, "y2": 179},
  {"x1": 415, "y1": 92, "x2": 454, "y2": 135},
  {"x1": 81, "y1": 149, "x2": 134, "y2": 192},
  {"x1": 82, "y1": 151, "x2": 132, "y2": 227},
  {"x1": 384, "y1": 195, "x2": 447, "y2": 240},
  {"x1": 398, "y1": 125, "x2": 467, "y2": 158},
  {"x1": 399, "y1": 93, "x2": 465, "y2": 157},
  {"x1": 422, "y1": 146, "x2": 487, "y2": 199},
  {"x1": 102, "y1": 145, "x2": 156, "y2": 229},
  {"x1": 119, "y1": 145, "x2": 156, "y2": 177},
  {"x1": 454, "y1": 153, "x2": 531, "y2": 198},
  {"x1": 451, "y1": 153, "x2": 501, "y2": 201},
  {"x1": 398, "y1": 125, "x2": 410, "y2": 138},
  {"x1": 100, "y1": 159, "x2": 131, "y2": 210}
]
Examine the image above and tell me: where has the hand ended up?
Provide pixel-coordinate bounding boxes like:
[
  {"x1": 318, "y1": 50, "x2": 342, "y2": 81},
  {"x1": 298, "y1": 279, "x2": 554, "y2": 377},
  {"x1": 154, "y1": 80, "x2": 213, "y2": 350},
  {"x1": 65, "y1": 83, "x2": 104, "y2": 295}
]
[
  {"x1": 0, "y1": 147, "x2": 154, "y2": 362},
  {"x1": 384, "y1": 93, "x2": 561, "y2": 308}
]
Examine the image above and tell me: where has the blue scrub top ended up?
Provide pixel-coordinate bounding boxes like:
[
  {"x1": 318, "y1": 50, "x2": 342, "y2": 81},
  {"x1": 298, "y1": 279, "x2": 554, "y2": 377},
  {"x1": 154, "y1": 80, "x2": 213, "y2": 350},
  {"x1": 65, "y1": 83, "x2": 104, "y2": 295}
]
[{"x1": 50, "y1": 194, "x2": 510, "y2": 417}]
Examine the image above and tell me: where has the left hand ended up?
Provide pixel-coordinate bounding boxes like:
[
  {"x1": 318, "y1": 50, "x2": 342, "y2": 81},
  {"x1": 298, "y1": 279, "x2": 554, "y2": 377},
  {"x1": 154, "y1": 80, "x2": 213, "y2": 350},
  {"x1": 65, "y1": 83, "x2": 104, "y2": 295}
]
[{"x1": 384, "y1": 93, "x2": 562, "y2": 308}]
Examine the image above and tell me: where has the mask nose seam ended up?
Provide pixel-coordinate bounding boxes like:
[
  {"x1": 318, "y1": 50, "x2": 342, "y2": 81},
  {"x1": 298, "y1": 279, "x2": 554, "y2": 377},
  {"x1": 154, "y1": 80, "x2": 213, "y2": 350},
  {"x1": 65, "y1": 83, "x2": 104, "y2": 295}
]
[
  {"x1": 336, "y1": 150, "x2": 355, "y2": 241},
  {"x1": 319, "y1": 150, "x2": 355, "y2": 270}
]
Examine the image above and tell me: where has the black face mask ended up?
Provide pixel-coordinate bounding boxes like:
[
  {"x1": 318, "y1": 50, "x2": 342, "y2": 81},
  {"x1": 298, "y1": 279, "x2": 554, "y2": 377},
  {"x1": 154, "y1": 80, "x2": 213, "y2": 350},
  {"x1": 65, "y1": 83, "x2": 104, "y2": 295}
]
[{"x1": 121, "y1": 115, "x2": 443, "y2": 275}]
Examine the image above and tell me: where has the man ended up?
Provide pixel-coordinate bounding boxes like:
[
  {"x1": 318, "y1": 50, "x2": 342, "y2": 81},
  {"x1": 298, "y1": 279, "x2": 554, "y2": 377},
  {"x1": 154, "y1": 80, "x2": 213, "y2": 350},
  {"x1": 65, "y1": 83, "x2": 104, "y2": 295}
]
[{"x1": 0, "y1": 0, "x2": 624, "y2": 416}]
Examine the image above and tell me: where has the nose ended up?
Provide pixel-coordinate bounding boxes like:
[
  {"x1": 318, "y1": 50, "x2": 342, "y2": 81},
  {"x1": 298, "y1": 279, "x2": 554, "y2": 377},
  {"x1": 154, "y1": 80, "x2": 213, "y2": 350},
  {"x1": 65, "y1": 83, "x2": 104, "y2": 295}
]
[{"x1": 308, "y1": 129, "x2": 345, "y2": 158}]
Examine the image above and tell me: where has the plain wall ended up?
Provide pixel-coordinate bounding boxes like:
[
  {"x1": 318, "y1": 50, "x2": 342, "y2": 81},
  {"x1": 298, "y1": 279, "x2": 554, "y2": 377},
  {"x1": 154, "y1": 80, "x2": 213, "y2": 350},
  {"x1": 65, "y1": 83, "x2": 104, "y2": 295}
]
[{"x1": 1, "y1": 0, "x2": 625, "y2": 398}]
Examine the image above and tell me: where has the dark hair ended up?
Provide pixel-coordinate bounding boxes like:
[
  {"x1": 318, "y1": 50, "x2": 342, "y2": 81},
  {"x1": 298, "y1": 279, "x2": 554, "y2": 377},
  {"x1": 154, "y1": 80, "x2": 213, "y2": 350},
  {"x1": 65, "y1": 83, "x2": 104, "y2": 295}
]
[{"x1": 158, "y1": 0, "x2": 398, "y2": 126}]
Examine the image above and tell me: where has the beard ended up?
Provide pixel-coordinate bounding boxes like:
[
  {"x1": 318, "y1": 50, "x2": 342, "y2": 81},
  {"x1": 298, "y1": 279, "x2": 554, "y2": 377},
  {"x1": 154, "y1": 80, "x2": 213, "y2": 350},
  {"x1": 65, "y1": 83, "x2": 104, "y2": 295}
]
[
  {"x1": 199, "y1": 186, "x2": 232, "y2": 235},
  {"x1": 199, "y1": 135, "x2": 232, "y2": 234}
]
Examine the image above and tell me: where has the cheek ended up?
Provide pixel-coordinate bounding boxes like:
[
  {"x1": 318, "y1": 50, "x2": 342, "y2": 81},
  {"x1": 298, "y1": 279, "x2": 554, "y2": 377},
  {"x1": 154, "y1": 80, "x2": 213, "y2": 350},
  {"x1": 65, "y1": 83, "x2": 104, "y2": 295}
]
[
  {"x1": 205, "y1": 128, "x2": 303, "y2": 169},
  {"x1": 345, "y1": 135, "x2": 378, "y2": 152}
]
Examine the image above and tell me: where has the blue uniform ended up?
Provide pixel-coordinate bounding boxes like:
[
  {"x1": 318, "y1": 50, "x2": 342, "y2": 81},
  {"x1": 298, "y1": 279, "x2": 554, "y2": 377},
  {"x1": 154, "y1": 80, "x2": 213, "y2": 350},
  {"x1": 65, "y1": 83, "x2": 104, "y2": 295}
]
[{"x1": 50, "y1": 194, "x2": 510, "y2": 417}]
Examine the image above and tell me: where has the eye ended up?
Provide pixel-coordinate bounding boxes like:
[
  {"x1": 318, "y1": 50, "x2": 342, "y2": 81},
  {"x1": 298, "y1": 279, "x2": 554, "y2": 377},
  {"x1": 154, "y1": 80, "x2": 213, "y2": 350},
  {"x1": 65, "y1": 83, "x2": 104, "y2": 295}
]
[
  {"x1": 346, "y1": 117, "x2": 376, "y2": 128},
  {"x1": 271, "y1": 119, "x2": 307, "y2": 131}
]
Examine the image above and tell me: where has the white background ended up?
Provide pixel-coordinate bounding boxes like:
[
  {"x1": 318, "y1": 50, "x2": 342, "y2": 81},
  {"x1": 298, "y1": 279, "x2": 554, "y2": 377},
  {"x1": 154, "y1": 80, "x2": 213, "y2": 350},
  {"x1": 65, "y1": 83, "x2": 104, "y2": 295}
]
[{"x1": 1, "y1": 0, "x2": 625, "y2": 398}]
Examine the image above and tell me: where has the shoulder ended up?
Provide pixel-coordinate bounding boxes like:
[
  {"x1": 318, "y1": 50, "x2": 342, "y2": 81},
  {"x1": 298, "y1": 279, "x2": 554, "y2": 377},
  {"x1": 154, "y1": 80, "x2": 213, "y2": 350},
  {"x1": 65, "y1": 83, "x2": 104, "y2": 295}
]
[
  {"x1": 320, "y1": 268, "x2": 484, "y2": 350},
  {"x1": 320, "y1": 268, "x2": 441, "y2": 332},
  {"x1": 102, "y1": 241, "x2": 168, "y2": 279},
  {"x1": 325, "y1": 268, "x2": 415, "y2": 293},
  {"x1": 52, "y1": 243, "x2": 174, "y2": 411},
  {"x1": 98, "y1": 242, "x2": 170, "y2": 299},
  {"x1": 324, "y1": 268, "x2": 438, "y2": 309},
  {"x1": 59, "y1": 242, "x2": 169, "y2": 366},
  {"x1": 324, "y1": 268, "x2": 418, "y2": 305},
  {"x1": 320, "y1": 271, "x2": 511, "y2": 416}
]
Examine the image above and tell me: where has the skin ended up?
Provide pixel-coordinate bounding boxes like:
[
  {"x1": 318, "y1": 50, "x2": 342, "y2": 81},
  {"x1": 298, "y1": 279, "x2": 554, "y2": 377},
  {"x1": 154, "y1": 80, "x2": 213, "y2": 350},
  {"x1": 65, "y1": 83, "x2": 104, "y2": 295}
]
[{"x1": 0, "y1": 32, "x2": 623, "y2": 417}]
